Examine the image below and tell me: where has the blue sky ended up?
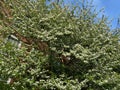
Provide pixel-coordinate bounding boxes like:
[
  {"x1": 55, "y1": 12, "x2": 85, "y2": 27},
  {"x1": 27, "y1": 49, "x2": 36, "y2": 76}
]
[
  {"x1": 92, "y1": 0, "x2": 120, "y2": 29},
  {"x1": 63, "y1": 0, "x2": 120, "y2": 29}
]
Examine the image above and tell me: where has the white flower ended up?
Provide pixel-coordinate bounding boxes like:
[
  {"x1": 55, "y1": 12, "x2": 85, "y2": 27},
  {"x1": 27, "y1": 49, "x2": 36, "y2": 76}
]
[{"x1": 7, "y1": 78, "x2": 13, "y2": 84}]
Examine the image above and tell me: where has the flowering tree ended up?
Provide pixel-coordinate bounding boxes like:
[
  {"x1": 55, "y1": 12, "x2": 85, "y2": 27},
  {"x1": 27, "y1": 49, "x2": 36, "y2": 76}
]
[{"x1": 0, "y1": 0, "x2": 120, "y2": 89}]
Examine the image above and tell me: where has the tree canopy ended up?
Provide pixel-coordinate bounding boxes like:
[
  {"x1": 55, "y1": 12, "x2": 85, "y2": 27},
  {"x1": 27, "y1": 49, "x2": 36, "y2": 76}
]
[{"x1": 0, "y1": 0, "x2": 120, "y2": 90}]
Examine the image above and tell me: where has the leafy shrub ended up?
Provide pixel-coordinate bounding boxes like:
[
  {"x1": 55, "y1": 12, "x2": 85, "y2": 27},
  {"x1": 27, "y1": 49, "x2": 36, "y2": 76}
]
[{"x1": 0, "y1": 0, "x2": 120, "y2": 89}]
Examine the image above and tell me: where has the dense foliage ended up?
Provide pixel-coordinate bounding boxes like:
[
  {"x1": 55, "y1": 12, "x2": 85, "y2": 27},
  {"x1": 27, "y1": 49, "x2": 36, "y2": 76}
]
[{"x1": 0, "y1": 0, "x2": 120, "y2": 89}]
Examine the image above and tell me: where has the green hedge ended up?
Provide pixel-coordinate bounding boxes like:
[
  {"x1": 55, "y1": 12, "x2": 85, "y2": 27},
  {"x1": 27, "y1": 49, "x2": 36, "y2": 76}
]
[{"x1": 0, "y1": 0, "x2": 120, "y2": 89}]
